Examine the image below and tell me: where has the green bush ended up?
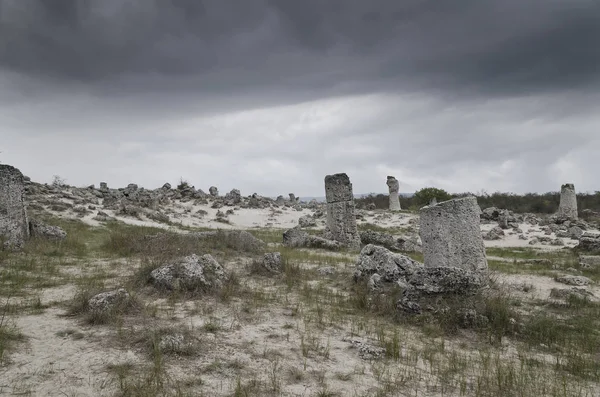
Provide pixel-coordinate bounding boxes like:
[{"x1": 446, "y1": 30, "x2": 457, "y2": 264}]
[{"x1": 413, "y1": 187, "x2": 453, "y2": 207}]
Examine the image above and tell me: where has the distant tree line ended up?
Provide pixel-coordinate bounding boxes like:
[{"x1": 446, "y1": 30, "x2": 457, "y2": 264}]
[{"x1": 355, "y1": 188, "x2": 600, "y2": 215}]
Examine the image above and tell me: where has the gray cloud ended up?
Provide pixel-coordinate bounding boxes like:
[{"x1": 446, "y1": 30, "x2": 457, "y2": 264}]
[
  {"x1": 1, "y1": 0, "x2": 599, "y2": 196},
  {"x1": 2, "y1": 0, "x2": 599, "y2": 98}
]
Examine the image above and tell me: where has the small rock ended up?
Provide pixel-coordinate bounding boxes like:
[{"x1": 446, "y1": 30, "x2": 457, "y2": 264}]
[
  {"x1": 317, "y1": 266, "x2": 335, "y2": 276},
  {"x1": 555, "y1": 275, "x2": 592, "y2": 286},
  {"x1": 28, "y1": 220, "x2": 67, "y2": 241},
  {"x1": 550, "y1": 287, "x2": 594, "y2": 300},
  {"x1": 261, "y1": 252, "x2": 282, "y2": 273},
  {"x1": 298, "y1": 215, "x2": 317, "y2": 228},
  {"x1": 579, "y1": 256, "x2": 600, "y2": 269},
  {"x1": 88, "y1": 288, "x2": 130, "y2": 313}
]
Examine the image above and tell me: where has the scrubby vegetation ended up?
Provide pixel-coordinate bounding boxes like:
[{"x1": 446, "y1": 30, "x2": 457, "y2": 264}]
[
  {"x1": 2, "y1": 212, "x2": 600, "y2": 396},
  {"x1": 356, "y1": 189, "x2": 600, "y2": 215}
]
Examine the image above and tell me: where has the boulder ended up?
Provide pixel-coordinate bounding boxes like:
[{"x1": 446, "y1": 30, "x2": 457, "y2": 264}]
[
  {"x1": 569, "y1": 226, "x2": 584, "y2": 240},
  {"x1": 298, "y1": 214, "x2": 317, "y2": 228},
  {"x1": 550, "y1": 288, "x2": 594, "y2": 301},
  {"x1": 359, "y1": 230, "x2": 422, "y2": 253},
  {"x1": 579, "y1": 255, "x2": 600, "y2": 269},
  {"x1": 150, "y1": 254, "x2": 226, "y2": 291},
  {"x1": 354, "y1": 245, "x2": 486, "y2": 314},
  {"x1": 483, "y1": 226, "x2": 505, "y2": 241},
  {"x1": 407, "y1": 267, "x2": 484, "y2": 295},
  {"x1": 354, "y1": 244, "x2": 420, "y2": 282},
  {"x1": 575, "y1": 233, "x2": 600, "y2": 253},
  {"x1": 555, "y1": 275, "x2": 592, "y2": 286},
  {"x1": 261, "y1": 252, "x2": 283, "y2": 273},
  {"x1": 224, "y1": 189, "x2": 242, "y2": 205},
  {"x1": 88, "y1": 288, "x2": 130, "y2": 313},
  {"x1": 481, "y1": 207, "x2": 501, "y2": 221},
  {"x1": 28, "y1": 220, "x2": 67, "y2": 241},
  {"x1": 282, "y1": 227, "x2": 342, "y2": 250}
]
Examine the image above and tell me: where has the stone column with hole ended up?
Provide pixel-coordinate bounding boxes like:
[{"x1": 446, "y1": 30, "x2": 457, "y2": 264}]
[
  {"x1": 557, "y1": 183, "x2": 578, "y2": 221},
  {"x1": 419, "y1": 196, "x2": 488, "y2": 273},
  {"x1": 324, "y1": 173, "x2": 361, "y2": 250},
  {"x1": 0, "y1": 164, "x2": 29, "y2": 249},
  {"x1": 386, "y1": 176, "x2": 401, "y2": 211}
]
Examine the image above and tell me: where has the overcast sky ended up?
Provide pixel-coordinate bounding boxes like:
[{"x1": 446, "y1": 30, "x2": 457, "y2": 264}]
[{"x1": 1, "y1": 0, "x2": 599, "y2": 197}]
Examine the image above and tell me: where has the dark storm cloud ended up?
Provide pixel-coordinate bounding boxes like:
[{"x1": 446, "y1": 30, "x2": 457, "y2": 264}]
[
  {"x1": 1, "y1": 0, "x2": 599, "y2": 103},
  {"x1": 1, "y1": 0, "x2": 599, "y2": 196}
]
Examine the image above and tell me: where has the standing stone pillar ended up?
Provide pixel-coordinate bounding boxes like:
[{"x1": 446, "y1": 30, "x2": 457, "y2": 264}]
[
  {"x1": 557, "y1": 183, "x2": 578, "y2": 221},
  {"x1": 419, "y1": 197, "x2": 488, "y2": 273},
  {"x1": 0, "y1": 165, "x2": 29, "y2": 249},
  {"x1": 324, "y1": 173, "x2": 361, "y2": 250},
  {"x1": 386, "y1": 176, "x2": 401, "y2": 211}
]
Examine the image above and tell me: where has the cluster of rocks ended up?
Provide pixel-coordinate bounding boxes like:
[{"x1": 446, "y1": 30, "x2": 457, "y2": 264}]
[
  {"x1": 1, "y1": 164, "x2": 67, "y2": 250},
  {"x1": 354, "y1": 196, "x2": 489, "y2": 314},
  {"x1": 354, "y1": 244, "x2": 485, "y2": 314},
  {"x1": 575, "y1": 231, "x2": 600, "y2": 253},
  {"x1": 24, "y1": 175, "x2": 323, "y2": 225},
  {"x1": 480, "y1": 195, "x2": 593, "y2": 243}
]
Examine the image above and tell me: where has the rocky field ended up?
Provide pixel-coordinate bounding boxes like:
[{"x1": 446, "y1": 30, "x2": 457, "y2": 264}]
[{"x1": 1, "y1": 178, "x2": 600, "y2": 396}]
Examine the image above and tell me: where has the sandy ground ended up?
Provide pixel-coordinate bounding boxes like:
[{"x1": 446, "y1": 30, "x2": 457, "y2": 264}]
[{"x1": 4, "y1": 194, "x2": 599, "y2": 396}]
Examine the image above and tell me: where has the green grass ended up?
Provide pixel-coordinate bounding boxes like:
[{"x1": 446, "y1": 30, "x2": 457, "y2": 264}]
[
  {"x1": 0, "y1": 298, "x2": 26, "y2": 365},
  {"x1": 4, "y1": 211, "x2": 600, "y2": 396}
]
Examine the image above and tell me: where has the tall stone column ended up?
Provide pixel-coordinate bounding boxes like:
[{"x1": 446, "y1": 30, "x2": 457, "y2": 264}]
[
  {"x1": 0, "y1": 164, "x2": 29, "y2": 249},
  {"x1": 419, "y1": 197, "x2": 488, "y2": 273},
  {"x1": 557, "y1": 183, "x2": 578, "y2": 221},
  {"x1": 386, "y1": 176, "x2": 401, "y2": 211},
  {"x1": 324, "y1": 173, "x2": 361, "y2": 250}
]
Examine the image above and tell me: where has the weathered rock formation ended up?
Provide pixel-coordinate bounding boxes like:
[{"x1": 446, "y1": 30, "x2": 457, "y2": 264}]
[
  {"x1": 88, "y1": 288, "x2": 131, "y2": 313},
  {"x1": 0, "y1": 164, "x2": 29, "y2": 249},
  {"x1": 29, "y1": 220, "x2": 67, "y2": 241},
  {"x1": 224, "y1": 189, "x2": 241, "y2": 205},
  {"x1": 386, "y1": 176, "x2": 401, "y2": 211},
  {"x1": 420, "y1": 197, "x2": 488, "y2": 274},
  {"x1": 354, "y1": 245, "x2": 485, "y2": 314},
  {"x1": 557, "y1": 183, "x2": 578, "y2": 221},
  {"x1": 298, "y1": 214, "x2": 317, "y2": 228},
  {"x1": 575, "y1": 231, "x2": 600, "y2": 253},
  {"x1": 261, "y1": 252, "x2": 283, "y2": 273},
  {"x1": 283, "y1": 227, "x2": 342, "y2": 250},
  {"x1": 359, "y1": 230, "x2": 422, "y2": 253},
  {"x1": 150, "y1": 254, "x2": 225, "y2": 291},
  {"x1": 209, "y1": 186, "x2": 219, "y2": 197},
  {"x1": 323, "y1": 173, "x2": 361, "y2": 250}
]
